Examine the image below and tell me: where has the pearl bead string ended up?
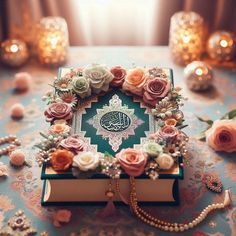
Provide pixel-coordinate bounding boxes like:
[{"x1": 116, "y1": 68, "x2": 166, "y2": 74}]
[
  {"x1": 124, "y1": 177, "x2": 231, "y2": 232},
  {"x1": 0, "y1": 135, "x2": 21, "y2": 156}
]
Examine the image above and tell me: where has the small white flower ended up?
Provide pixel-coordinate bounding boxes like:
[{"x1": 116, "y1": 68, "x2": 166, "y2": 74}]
[
  {"x1": 156, "y1": 153, "x2": 174, "y2": 170},
  {"x1": 73, "y1": 151, "x2": 100, "y2": 171}
]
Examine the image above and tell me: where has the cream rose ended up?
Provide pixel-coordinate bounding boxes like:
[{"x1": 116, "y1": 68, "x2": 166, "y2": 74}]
[
  {"x1": 205, "y1": 119, "x2": 236, "y2": 153},
  {"x1": 73, "y1": 151, "x2": 100, "y2": 171},
  {"x1": 84, "y1": 64, "x2": 113, "y2": 93},
  {"x1": 156, "y1": 153, "x2": 174, "y2": 170}
]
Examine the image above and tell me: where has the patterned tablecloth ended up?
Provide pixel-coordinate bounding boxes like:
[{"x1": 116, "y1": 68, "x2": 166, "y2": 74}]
[{"x1": 0, "y1": 47, "x2": 235, "y2": 236}]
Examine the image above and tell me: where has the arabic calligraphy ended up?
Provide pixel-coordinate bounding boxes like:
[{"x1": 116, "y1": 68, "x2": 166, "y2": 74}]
[
  {"x1": 100, "y1": 111, "x2": 131, "y2": 132},
  {"x1": 86, "y1": 94, "x2": 144, "y2": 151}
]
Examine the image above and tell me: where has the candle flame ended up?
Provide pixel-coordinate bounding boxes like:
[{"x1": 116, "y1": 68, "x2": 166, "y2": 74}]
[
  {"x1": 183, "y1": 35, "x2": 190, "y2": 44},
  {"x1": 195, "y1": 68, "x2": 203, "y2": 76},
  {"x1": 10, "y1": 44, "x2": 19, "y2": 53},
  {"x1": 50, "y1": 36, "x2": 59, "y2": 48},
  {"x1": 220, "y1": 39, "x2": 228, "y2": 48}
]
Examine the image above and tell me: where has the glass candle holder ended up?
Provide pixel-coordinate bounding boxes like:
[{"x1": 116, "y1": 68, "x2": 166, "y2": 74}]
[
  {"x1": 184, "y1": 61, "x2": 213, "y2": 91},
  {"x1": 0, "y1": 39, "x2": 29, "y2": 67},
  {"x1": 36, "y1": 17, "x2": 69, "y2": 66},
  {"x1": 169, "y1": 11, "x2": 205, "y2": 66},
  {"x1": 207, "y1": 31, "x2": 236, "y2": 61}
]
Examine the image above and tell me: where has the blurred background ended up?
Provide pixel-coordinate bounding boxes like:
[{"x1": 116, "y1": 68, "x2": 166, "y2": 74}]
[{"x1": 1, "y1": 0, "x2": 236, "y2": 46}]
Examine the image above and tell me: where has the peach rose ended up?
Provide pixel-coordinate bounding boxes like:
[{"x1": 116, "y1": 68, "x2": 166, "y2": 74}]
[
  {"x1": 122, "y1": 68, "x2": 147, "y2": 96},
  {"x1": 49, "y1": 123, "x2": 71, "y2": 134},
  {"x1": 116, "y1": 148, "x2": 147, "y2": 177},
  {"x1": 50, "y1": 149, "x2": 74, "y2": 171},
  {"x1": 205, "y1": 119, "x2": 236, "y2": 153}
]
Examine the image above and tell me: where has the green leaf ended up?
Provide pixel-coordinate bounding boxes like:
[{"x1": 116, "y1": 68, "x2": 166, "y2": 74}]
[
  {"x1": 196, "y1": 116, "x2": 214, "y2": 126},
  {"x1": 33, "y1": 144, "x2": 43, "y2": 150},
  {"x1": 104, "y1": 151, "x2": 113, "y2": 158},
  {"x1": 228, "y1": 109, "x2": 236, "y2": 119},
  {"x1": 220, "y1": 109, "x2": 236, "y2": 120},
  {"x1": 39, "y1": 132, "x2": 48, "y2": 139},
  {"x1": 195, "y1": 131, "x2": 206, "y2": 141},
  {"x1": 177, "y1": 124, "x2": 188, "y2": 129}
]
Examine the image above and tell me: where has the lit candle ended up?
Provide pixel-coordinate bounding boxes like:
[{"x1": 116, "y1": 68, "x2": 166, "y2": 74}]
[
  {"x1": 36, "y1": 17, "x2": 69, "y2": 66},
  {"x1": 0, "y1": 39, "x2": 29, "y2": 67},
  {"x1": 207, "y1": 31, "x2": 236, "y2": 61},
  {"x1": 184, "y1": 61, "x2": 213, "y2": 91},
  {"x1": 169, "y1": 11, "x2": 206, "y2": 65}
]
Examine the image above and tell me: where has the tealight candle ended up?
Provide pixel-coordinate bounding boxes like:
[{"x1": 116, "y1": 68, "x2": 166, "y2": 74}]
[
  {"x1": 0, "y1": 39, "x2": 29, "y2": 67},
  {"x1": 184, "y1": 61, "x2": 213, "y2": 91},
  {"x1": 36, "y1": 17, "x2": 69, "y2": 66},
  {"x1": 207, "y1": 31, "x2": 236, "y2": 61},
  {"x1": 169, "y1": 11, "x2": 205, "y2": 65}
]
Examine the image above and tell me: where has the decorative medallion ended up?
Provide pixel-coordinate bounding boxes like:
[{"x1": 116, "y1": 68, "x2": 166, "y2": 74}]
[
  {"x1": 0, "y1": 210, "x2": 37, "y2": 236},
  {"x1": 87, "y1": 94, "x2": 143, "y2": 151}
]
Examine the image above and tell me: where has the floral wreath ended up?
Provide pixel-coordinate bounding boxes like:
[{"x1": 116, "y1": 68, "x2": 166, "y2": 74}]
[
  {"x1": 35, "y1": 64, "x2": 232, "y2": 232},
  {"x1": 36, "y1": 64, "x2": 188, "y2": 179}
]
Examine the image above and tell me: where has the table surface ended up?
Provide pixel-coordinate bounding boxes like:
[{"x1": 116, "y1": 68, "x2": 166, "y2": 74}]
[{"x1": 0, "y1": 46, "x2": 236, "y2": 236}]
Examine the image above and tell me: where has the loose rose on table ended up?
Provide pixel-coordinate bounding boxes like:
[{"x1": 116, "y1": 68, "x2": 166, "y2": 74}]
[
  {"x1": 205, "y1": 119, "x2": 236, "y2": 153},
  {"x1": 50, "y1": 149, "x2": 74, "y2": 171},
  {"x1": 143, "y1": 77, "x2": 170, "y2": 107},
  {"x1": 197, "y1": 109, "x2": 236, "y2": 153},
  {"x1": 44, "y1": 102, "x2": 73, "y2": 122},
  {"x1": 84, "y1": 64, "x2": 113, "y2": 93},
  {"x1": 110, "y1": 66, "x2": 126, "y2": 87},
  {"x1": 122, "y1": 68, "x2": 147, "y2": 96},
  {"x1": 116, "y1": 148, "x2": 147, "y2": 177},
  {"x1": 60, "y1": 136, "x2": 86, "y2": 153},
  {"x1": 73, "y1": 151, "x2": 100, "y2": 171}
]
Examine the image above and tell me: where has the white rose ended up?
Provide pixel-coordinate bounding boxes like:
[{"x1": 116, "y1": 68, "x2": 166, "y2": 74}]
[
  {"x1": 73, "y1": 151, "x2": 100, "y2": 171},
  {"x1": 156, "y1": 153, "x2": 174, "y2": 170}
]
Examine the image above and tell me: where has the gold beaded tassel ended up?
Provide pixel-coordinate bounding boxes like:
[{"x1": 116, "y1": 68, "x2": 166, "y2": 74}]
[
  {"x1": 129, "y1": 177, "x2": 231, "y2": 232},
  {"x1": 99, "y1": 180, "x2": 117, "y2": 217}
]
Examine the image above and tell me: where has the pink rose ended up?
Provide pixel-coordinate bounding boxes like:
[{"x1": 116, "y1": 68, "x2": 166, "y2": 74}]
[
  {"x1": 205, "y1": 119, "x2": 236, "y2": 153},
  {"x1": 44, "y1": 102, "x2": 73, "y2": 122},
  {"x1": 116, "y1": 148, "x2": 147, "y2": 177},
  {"x1": 152, "y1": 125, "x2": 179, "y2": 142},
  {"x1": 53, "y1": 209, "x2": 71, "y2": 227},
  {"x1": 60, "y1": 136, "x2": 86, "y2": 153},
  {"x1": 143, "y1": 78, "x2": 170, "y2": 106},
  {"x1": 110, "y1": 66, "x2": 126, "y2": 87}
]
